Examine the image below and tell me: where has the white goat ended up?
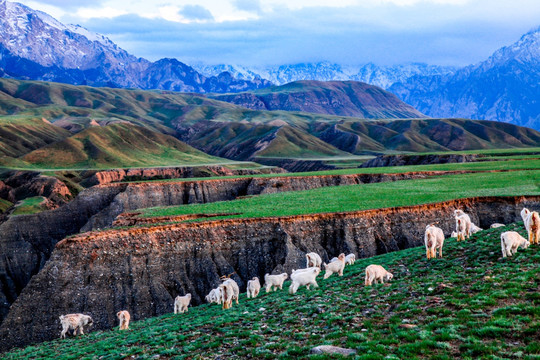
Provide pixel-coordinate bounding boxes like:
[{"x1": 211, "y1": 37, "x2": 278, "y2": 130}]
[
  {"x1": 344, "y1": 253, "x2": 356, "y2": 265},
  {"x1": 490, "y1": 223, "x2": 505, "y2": 228},
  {"x1": 59, "y1": 313, "x2": 93, "y2": 339},
  {"x1": 246, "y1": 277, "x2": 261, "y2": 298},
  {"x1": 117, "y1": 310, "x2": 130, "y2": 330},
  {"x1": 451, "y1": 231, "x2": 458, "y2": 238},
  {"x1": 454, "y1": 209, "x2": 472, "y2": 240},
  {"x1": 174, "y1": 294, "x2": 191, "y2": 314},
  {"x1": 501, "y1": 231, "x2": 530, "y2": 258},
  {"x1": 365, "y1": 265, "x2": 393, "y2": 286},
  {"x1": 289, "y1": 267, "x2": 320, "y2": 294},
  {"x1": 470, "y1": 223, "x2": 483, "y2": 234},
  {"x1": 521, "y1": 207, "x2": 540, "y2": 245},
  {"x1": 205, "y1": 287, "x2": 222, "y2": 304},
  {"x1": 219, "y1": 282, "x2": 235, "y2": 310},
  {"x1": 222, "y1": 279, "x2": 239, "y2": 305},
  {"x1": 424, "y1": 224, "x2": 445, "y2": 259},
  {"x1": 455, "y1": 214, "x2": 471, "y2": 241},
  {"x1": 306, "y1": 252, "x2": 322, "y2": 268},
  {"x1": 264, "y1": 273, "x2": 288, "y2": 292},
  {"x1": 323, "y1": 253, "x2": 346, "y2": 279}
]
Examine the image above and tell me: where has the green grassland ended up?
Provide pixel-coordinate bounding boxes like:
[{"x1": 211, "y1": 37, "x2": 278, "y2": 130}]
[
  {"x1": 0, "y1": 197, "x2": 13, "y2": 213},
  {"x1": 2, "y1": 78, "x2": 540, "y2": 170},
  {"x1": 11, "y1": 196, "x2": 47, "y2": 215},
  {"x1": 7, "y1": 122, "x2": 235, "y2": 170},
  {"x1": 4, "y1": 224, "x2": 539, "y2": 359},
  {"x1": 117, "y1": 154, "x2": 540, "y2": 186},
  {"x1": 139, "y1": 170, "x2": 540, "y2": 221}
]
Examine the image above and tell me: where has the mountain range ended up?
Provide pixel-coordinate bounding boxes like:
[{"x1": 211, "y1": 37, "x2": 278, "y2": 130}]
[
  {"x1": 196, "y1": 29, "x2": 540, "y2": 130},
  {"x1": 0, "y1": 0, "x2": 270, "y2": 93},
  {"x1": 389, "y1": 27, "x2": 540, "y2": 130},
  {"x1": 193, "y1": 62, "x2": 456, "y2": 90}
]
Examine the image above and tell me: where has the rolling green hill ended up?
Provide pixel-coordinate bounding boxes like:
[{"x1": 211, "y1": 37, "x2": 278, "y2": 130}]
[
  {"x1": 18, "y1": 122, "x2": 230, "y2": 169},
  {"x1": 210, "y1": 80, "x2": 426, "y2": 118},
  {"x1": 3, "y1": 223, "x2": 538, "y2": 359},
  {"x1": 2, "y1": 77, "x2": 540, "y2": 169},
  {"x1": 0, "y1": 117, "x2": 71, "y2": 158}
]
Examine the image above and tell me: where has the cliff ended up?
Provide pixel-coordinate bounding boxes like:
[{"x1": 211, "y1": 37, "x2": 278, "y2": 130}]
[
  {"x1": 1, "y1": 195, "x2": 538, "y2": 350},
  {"x1": 0, "y1": 170, "x2": 447, "y2": 326},
  {"x1": 0, "y1": 171, "x2": 73, "y2": 209},
  {"x1": 81, "y1": 165, "x2": 285, "y2": 186},
  {"x1": 360, "y1": 154, "x2": 479, "y2": 168}
]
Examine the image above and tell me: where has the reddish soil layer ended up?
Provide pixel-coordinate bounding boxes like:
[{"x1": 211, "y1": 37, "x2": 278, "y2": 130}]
[{"x1": 1, "y1": 195, "x2": 538, "y2": 351}]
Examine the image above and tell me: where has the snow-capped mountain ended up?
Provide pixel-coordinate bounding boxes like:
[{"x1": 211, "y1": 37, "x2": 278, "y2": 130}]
[
  {"x1": 0, "y1": 0, "x2": 270, "y2": 92},
  {"x1": 390, "y1": 27, "x2": 540, "y2": 130},
  {"x1": 192, "y1": 61, "x2": 456, "y2": 89}
]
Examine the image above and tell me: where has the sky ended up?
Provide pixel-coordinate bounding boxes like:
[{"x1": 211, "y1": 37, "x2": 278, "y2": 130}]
[{"x1": 15, "y1": 0, "x2": 540, "y2": 67}]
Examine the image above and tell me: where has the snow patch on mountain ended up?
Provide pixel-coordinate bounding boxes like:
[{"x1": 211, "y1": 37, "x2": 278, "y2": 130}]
[{"x1": 192, "y1": 61, "x2": 456, "y2": 89}]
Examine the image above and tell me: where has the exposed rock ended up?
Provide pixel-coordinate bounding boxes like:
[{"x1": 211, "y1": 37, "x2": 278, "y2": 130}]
[
  {"x1": 0, "y1": 171, "x2": 72, "y2": 208},
  {"x1": 311, "y1": 345, "x2": 357, "y2": 356},
  {"x1": 0, "y1": 195, "x2": 538, "y2": 350},
  {"x1": 0, "y1": 170, "x2": 444, "y2": 327},
  {"x1": 399, "y1": 324, "x2": 418, "y2": 329},
  {"x1": 0, "y1": 184, "x2": 127, "y2": 322},
  {"x1": 253, "y1": 158, "x2": 336, "y2": 172},
  {"x1": 81, "y1": 166, "x2": 286, "y2": 186},
  {"x1": 361, "y1": 154, "x2": 479, "y2": 168}
]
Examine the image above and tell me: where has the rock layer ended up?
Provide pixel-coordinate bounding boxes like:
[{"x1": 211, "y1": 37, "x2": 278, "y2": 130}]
[
  {"x1": 0, "y1": 195, "x2": 538, "y2": 351},
  {"x1": 0, "y1": 170, "x2": 447, "y2": 326},
  {"x1": 81, "y1": 165, "x2": 285, "y2": 186}
]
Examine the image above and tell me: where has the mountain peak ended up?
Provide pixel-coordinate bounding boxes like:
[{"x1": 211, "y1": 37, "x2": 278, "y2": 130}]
[
  {"x1": 483, "y1": 26, "x2": 540, "y2": 68},
  {"x1": 389, "y1": 26, "x2": 540, "y2": 130},
  {"x1": 0, "y1": 0, "x2": 271, "y2": 93}
]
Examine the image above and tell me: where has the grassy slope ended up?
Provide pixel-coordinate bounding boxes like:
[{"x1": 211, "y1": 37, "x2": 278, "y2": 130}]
[
  {"x1": 11, "y1": 196, "x2": 47, "y2": 215},
  {"x1": 18, "y1": 123, "x2": 231, "y2": 169},
  {"x1": 254, "y1": 126, "x2": 348, "y2": 159},
  {"x1": 140, "y1": 170, "x2": 540, "y2": 220},
  {"x1": 210, "y1": 80, "x2": 426, "y2": 119},
  {"x1": 2, "y1": 78, "x2": 540, "y2": 168},
  {"x1": 0, "y1": 198, "x2": 13, "y2": 213},
  {"x1": 0, "y1": 117, "x2": 72, "y2": 159},
  {"x1": 4, "y1": 224, "x2": 539, "y2": 359}
]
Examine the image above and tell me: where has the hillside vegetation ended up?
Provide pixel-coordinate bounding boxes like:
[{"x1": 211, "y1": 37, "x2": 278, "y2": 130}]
[
  {"x1": 209, "y1": 80, "x2": 425, "y2": 118},
  {"x1": 139, "y1": 169, "x2": 540, "y2": 221},
  {"x1": 19, "y1": 122, "x2": 229, "y2": 169},
  {"x1": 1, "y1": 78, "x2": 540, "y2": 169},
  {"x1": 4, "y1": 223, "x2": 538, "y2": 359}
]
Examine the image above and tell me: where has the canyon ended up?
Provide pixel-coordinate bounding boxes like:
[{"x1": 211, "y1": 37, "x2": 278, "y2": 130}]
[
  {"x1": 1, "y1": 194, "x2": 538, "y2": 350},
  {"x1": 0, "y1": 170, "x2": 453, "y2": 326}
]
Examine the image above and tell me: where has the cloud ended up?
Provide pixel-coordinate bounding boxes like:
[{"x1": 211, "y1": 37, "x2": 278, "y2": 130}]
[
  {"x1": 232, "y1": 0, "x2": 262, "y2": 13},
  {"x1": 23, "y1": 0, "x2": 105, "y2": 9},
  {"x1": 64, "y1": 0, "x2": 540, "y2": 67},
  {"x1": 179, "y1": 5, "x2": 214, "y2": 21}
]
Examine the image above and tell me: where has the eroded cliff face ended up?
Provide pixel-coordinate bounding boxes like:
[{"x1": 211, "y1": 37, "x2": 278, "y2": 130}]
[
  {"x1": 0, "y1": 184, "x2": 127, "y2": 322},
  {"x1": 82, "y1": 171, "x2": 456, "y2": 231},
  {"x1": 82, "y1": 165, "x2": 285, "y2": 186},
  {"x1": 361, "y1": 154, "x2": 479, "y2": 168},
  {"x1": 0, "y1": 170, "x2": 445, "y2": 327},
  {"x1": 1, "y1": 195, "x2": 537, "y2": 350},
  {"x1": 0, "y1": 171, "x2": 73, "y2": 209}
]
